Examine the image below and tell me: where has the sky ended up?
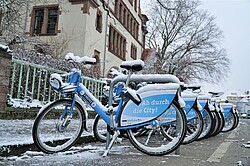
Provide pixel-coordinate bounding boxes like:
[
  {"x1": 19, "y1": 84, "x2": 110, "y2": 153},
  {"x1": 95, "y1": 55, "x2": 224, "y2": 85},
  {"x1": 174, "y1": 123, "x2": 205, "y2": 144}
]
[
  {"x1": 199, "y1": 0, "x2": 250, "y2": 96},
  {"x1": 142, "y1": 0, "x2": 250, "y2": 97}
]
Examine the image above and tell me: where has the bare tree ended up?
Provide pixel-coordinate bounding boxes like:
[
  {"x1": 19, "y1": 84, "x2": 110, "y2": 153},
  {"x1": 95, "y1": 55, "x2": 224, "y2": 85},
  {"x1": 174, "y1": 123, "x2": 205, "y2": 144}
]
[
  {"x1": 143, "y1": 0, "x2": 230, "y2": 83},
  {"x1": 0, "y1": 0, "x2": 28, "y2": 36}
]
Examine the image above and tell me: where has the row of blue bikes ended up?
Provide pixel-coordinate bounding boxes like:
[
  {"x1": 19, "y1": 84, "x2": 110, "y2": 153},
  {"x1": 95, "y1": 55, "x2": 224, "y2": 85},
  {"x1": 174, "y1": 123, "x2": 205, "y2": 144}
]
[{"x1": 32, "y1": 56, "x2": 239, "y2": 157}]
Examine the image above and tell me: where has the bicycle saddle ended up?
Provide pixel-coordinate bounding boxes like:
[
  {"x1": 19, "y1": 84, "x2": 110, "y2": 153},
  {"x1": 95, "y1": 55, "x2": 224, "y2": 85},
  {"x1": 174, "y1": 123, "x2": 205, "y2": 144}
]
[
  {"x1": 208, "y1": 91, "x2": 224, "y2": 97},
  {"x1": 187, "y1": 85, "x2": 201, "y2": 91},
  {"x1": 120, "y1": 59, "x2": 144, "y2": 71}
]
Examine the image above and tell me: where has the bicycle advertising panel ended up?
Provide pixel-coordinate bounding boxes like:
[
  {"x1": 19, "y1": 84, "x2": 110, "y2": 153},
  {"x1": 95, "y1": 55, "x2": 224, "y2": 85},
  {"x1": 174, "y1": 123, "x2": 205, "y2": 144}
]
[
  {"x1": 220, "y1": 103, "x2": 233, "y2": 118},
  {"x1": 198, "y1": 99, "x2": 209, "y2": 117},
  {"x1": 198, "y1": 99, "x2": 207, "y2": 107},
  {"x1": 120, "y1": 89, "x2": 178, "y2": 127},
  {"x1": 183, "y1": 100, "x2": 197, "y2": 121}
]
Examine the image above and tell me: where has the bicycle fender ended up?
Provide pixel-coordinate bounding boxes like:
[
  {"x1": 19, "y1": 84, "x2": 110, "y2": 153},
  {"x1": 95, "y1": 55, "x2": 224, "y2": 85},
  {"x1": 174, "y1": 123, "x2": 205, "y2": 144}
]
[{"x1": 36, "y1": 101, "x2": 54, "y2": 116}]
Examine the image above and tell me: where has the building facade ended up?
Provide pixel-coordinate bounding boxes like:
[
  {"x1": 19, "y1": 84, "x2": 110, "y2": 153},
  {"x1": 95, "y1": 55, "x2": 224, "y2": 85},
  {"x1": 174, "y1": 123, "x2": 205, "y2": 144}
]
[{"x1": 25, "y1": 0, "x2": 148, "y2": 77}]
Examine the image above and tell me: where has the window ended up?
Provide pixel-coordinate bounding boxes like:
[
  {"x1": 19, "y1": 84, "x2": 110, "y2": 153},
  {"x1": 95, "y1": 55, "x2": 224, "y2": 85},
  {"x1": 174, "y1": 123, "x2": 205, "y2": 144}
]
[
  {"x1": 134, "y1": 0, "x2": 137, "y2": 12},
  {"x1": 119, "y1": 3, "x2": 123, "y2": 20},
  {"x1": 131, "y1": 43, "x2": 137, "y2": 60},
  {"x1": 33, "y1": 9, "x2": 44, "y2": 35},
  {"x1": 31, "y1": 5, "x2": 59, "y2": 36},
  {"x1": 47, "y1": 8, "x2": 58, "y2": 34},
  {"x1": 108, "y1": 25, "x2": 126, "y2": 60},
  {"x1": 123, "y1": 8, "x2": 126, "y2": 24},
  {"x1": 92, "y1": 50, "x2": 101, "y2": 77},
  {"x1": 96, "y1": 9, "x2": 102, "y2": 33},
  {"x1": 114, "y1": 0, "x2": 139, "y2": 40}
]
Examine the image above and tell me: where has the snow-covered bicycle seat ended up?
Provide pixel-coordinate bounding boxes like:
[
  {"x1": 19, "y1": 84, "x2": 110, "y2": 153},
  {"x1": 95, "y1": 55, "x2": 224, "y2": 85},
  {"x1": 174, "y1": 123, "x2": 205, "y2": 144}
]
[
  {"x1": 65, "y1": 52, "x2": 96, "y2": 64},
  {"x1": 120, "y1": 59, "x2": 144, "y2": 72},
  {"x1": 208, "y1": 91, "x2": 224, "y2": 97}
]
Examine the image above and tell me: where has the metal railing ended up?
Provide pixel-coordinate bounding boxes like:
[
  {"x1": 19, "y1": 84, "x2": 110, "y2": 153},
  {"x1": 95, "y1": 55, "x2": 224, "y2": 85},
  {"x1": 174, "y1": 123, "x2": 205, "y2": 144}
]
[{"x1": 9, "y1": 59, "x2": 106, "y2": 105}]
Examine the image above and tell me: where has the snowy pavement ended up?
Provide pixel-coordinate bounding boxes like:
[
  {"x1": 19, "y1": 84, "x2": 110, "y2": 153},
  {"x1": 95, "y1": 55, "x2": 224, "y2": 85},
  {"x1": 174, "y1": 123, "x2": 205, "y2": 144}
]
[
  {"x1": 0, "y1": 119, "x2": 95, "y2": 147},
  {"x1": 0, "y1": 120, "x2": 249, "y2": 166}
]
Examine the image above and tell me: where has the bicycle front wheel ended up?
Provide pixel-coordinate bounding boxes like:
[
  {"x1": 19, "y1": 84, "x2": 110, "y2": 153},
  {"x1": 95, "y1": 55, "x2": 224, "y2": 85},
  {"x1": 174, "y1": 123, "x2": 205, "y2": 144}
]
[
  {"x1": 222, "y1": 111, "x2": 236, "y2": 132},
  {"x1": 32, "y1": 99, "x2": 85, "y2": 154},
  {"x1": 127, "y1": 100, "x2": 187, "y2": 156},
  {"x1": 182, "y1": 107, "x2": 203, "y2": 144},
  {"x1": 197, "y1": 108, "x2": 215, "y2": 140}
]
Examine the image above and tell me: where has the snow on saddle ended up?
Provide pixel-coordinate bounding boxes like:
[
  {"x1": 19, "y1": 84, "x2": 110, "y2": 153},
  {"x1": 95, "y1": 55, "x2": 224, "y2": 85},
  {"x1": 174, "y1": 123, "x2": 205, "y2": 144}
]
[{"x1": 120, "y1": 59, "x2": 144, "y2": 72}]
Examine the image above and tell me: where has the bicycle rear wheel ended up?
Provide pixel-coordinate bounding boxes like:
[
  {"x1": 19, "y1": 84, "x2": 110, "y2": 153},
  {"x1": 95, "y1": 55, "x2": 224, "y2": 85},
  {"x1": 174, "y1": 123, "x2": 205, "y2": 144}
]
[
  {"x1": 93, "y1": 114, "x2": 108, "y2": 143},
  {"x1": 93, "y1": 115, "x2": 140, "y2": 142},
  {"x1": 127, "y1": 100, "x2": 187, "y2": 156},
  {"x1": 32, "y1": 99, "x2": 85, "y2": 153}
]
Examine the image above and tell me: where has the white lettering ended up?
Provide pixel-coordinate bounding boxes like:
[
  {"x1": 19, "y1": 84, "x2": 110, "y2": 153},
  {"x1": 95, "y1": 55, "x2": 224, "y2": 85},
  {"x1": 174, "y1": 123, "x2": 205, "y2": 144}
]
[
  {"x1": 133, "y1": 108, "x2": 142, "y2": 114},
  {"x1": 141, "y1": 100, "x2": 150, "y2": 106},
  {"x1": 151, "y1": 99, "x2": 170, "y2": 105},
  {"x1": 144, "y1": 107, "x2": 158, "y2": 114}
]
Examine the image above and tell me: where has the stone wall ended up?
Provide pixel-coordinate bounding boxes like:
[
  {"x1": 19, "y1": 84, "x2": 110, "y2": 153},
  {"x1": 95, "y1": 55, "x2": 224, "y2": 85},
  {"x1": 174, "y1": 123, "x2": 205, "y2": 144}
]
[{"x1": 0, "y1": 49, "x2": 12, "y2": 108}]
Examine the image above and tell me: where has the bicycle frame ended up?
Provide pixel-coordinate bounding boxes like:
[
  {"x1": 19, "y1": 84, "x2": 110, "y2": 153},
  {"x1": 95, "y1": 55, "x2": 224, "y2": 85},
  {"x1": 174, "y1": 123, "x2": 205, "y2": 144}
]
[{"x1": 63, "y1": 70, "x2": 180, "y2": 132}]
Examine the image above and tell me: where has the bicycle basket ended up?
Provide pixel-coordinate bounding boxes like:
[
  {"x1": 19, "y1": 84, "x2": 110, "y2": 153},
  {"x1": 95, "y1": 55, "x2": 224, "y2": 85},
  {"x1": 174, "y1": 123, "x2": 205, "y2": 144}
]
[{"x1": 50, "y1": 73, "x2": 63, "y2": 92}]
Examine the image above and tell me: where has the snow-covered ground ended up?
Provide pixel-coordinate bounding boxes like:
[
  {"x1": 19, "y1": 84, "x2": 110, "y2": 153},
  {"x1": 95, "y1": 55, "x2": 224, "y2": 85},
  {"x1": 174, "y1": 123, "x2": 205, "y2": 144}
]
[{"x1": 0, "y1": 119, "x2": 95, "y2": 147}]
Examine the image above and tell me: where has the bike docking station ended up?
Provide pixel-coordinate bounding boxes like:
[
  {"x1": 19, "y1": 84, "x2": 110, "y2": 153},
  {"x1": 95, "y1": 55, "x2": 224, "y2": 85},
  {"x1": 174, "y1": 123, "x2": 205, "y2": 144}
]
[{"x1": 105, "y1": 73, "x2": 184, "y2": 156}]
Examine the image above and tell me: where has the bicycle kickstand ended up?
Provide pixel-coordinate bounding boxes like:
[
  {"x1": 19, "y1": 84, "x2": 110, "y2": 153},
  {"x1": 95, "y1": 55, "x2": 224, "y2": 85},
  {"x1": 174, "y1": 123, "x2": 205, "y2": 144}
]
[{"x1": 102, "y1": 131, "x2": 120, "y2": 157}]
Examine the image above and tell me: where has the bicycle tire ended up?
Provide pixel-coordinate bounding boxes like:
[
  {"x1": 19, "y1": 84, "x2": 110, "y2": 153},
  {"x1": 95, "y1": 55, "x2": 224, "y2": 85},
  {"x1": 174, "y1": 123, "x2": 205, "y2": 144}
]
[
  {"x1": 197, "y1": 108, "x2": 215, "y2": 140},
  {"x1": 32, "y1": 99, "x2": 85, "y2": 154},
  {"x1": 212, "y1": 110, "x2": 225, "y2": 136},
  {"x1": 209, "y1": 111, "x2": 222, "y2": 137},
  {"x1": 216, "y1": 110, "x2": 225, "y2": 134},
  {"x1": 222, "y1": 111, "x2": 236, "y2": 132},
  {"x1": 182, "y1": 106, "x2": 204, "y2": 144},
  {"x1": 232, "y1": 111, "x2": 239, "y2": 130},
  {"x1": 127, "y1": 100, "x2": 187, "y2": 156},
  {"x1": 93, "y1": 114, "x2": 108, "y2": 143}
]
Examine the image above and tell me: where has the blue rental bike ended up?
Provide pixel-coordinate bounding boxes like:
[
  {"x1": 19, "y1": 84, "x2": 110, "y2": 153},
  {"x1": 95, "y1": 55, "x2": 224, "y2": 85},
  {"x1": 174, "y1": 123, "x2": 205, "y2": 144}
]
[
  {"x1": 196, "y1": 93, "x2": 216, "y2": 140},
  {"x1": 180, "y1": 85, "x2": 204, "y2": 144},
  {"x1": 32, "y1": 55, "x2": 187, "y2": 156},
  {"x1": 220, "y1": 103, "x2": 239, "y2": 132}
]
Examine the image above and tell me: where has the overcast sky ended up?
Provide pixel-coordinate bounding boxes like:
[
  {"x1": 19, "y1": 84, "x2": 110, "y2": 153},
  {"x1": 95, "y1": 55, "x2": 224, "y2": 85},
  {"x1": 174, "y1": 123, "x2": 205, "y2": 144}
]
[
  {"x1": 200, "y1": 0, "x2": 250, "y2": 96},
  {"x1": 142, "y1": 0, "x2": 250, "y2": 96}
]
